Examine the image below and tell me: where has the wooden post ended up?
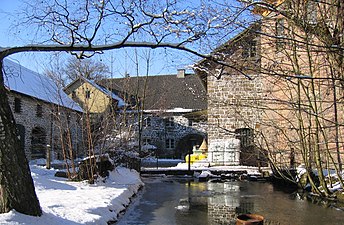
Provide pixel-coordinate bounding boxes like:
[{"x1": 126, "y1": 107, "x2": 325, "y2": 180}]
[
  {"x1": 188, "y1": 149, "x2": 191, "y2": 175},
  {"x1": 46, "y1": 144, "x2": 51, "y2": 169}
]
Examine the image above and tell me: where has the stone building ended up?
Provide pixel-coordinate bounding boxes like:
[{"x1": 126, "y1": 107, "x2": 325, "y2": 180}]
[
  {"x1": 195, "y1": 23, "x2": 265, "y2": 166},
  {"x1": 64, "y1": 76, "x2": 125, "y2": 114},
  {"x1": 4, "y1": 59, "x2": 83, "y2": 160},
  {"x1": 99, "y1": 70, "x2": 207, "y2": 158},
  {"x1": 196, "y1": 0, "x2": 344, "y2": 169}
]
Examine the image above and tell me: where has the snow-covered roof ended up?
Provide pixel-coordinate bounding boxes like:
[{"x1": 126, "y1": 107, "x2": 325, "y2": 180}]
[
  {"x1": 147, "y1": 108, "x2": 195, "y2": 113},
  {"x1": 3, "y1": 59, "x2": 83, "y2": 112},
  {"x1": 64, "y1": 76, "x2": 126, "y2": 108},
  {"x1": 85, "y1": 78, "x2": 126, "y2": 107}
]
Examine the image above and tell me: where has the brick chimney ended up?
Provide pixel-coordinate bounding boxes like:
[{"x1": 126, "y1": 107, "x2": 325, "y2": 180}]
[{"x1": 177, "y1": 69, "x2": 185, "y2": 78}]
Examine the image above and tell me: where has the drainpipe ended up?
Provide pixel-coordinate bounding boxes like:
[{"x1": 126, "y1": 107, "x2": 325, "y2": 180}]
[{"x1": 46, "y1": 109, "x2": 53, "y2": 169}]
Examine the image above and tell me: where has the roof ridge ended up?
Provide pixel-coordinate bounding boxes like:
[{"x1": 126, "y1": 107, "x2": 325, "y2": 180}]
[{"x1": 102, "y1": 73, "x2": 196, "y2": 80}]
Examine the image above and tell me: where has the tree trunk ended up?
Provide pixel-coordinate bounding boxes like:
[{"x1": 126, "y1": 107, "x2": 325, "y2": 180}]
[{"x1": 0, "y1": 60, "x2": 42, "y2": 216}]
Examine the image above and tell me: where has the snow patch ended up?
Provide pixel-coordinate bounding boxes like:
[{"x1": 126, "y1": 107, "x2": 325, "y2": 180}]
[{"x1": 0, "y1": 165, "x2": 143, "y2": 225}]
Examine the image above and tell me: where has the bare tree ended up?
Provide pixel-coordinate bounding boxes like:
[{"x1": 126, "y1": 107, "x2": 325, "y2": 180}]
[
  {"x1": 3, "y1": 0, "x2": 341, "y2": 214},
  {"x1": 191, "y1": 0, "x2": 344, "y2": 198},
  {"x1": 228, "y1": 0, "x2": 344, "y2": 196},
  {"x1": 0, "y1": 0, "x2": 248, "y2": 215},
  {"x1": 46, "y1": 57, "x2": 110, "y2": 86}
]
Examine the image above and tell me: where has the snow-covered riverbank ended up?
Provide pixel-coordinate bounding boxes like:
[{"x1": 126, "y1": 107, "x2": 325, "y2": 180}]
[{"x1": 0, "y1": 165, "x2": 143, "y2": 225}]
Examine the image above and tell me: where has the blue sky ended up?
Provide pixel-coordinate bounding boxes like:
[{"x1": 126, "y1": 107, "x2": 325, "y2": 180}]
[
  {"x1": 0, "y1": 1, "x2": 16, "y2": 43},
  {"x1": 0, "y1": 0, "x2": 197, "y2": 78},
  {"x1": 0, "y1": 0, "x2": 44, "y2": 73}
]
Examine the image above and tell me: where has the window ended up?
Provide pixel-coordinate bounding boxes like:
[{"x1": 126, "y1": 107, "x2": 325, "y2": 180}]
[
  {"x1": 72, "y1": 91, "x2": 76, "y2": 99},
  {"x1": 124, "y1": 115, "x2": 134, "y2": 126},
  {"x1": 144, "y1": 117, "x2": 151, "y2": 127},
  {"x1": 275, "y1": 18, "x2": 285, "y2": 52},
  {"x1": 85, "y1": 90, "x2": 91, "y2": 99},
  {"x1": 235, "y1": 128, "x2": 254, "y2": 148},
  {"x1": 143, "y1": 138, "x2": 151, "y2": 145},
  {"x1": 14, "y1": 97, "x2": 22, "y2": 113},
  {"x1": 276, "y1": 19, "x2": 284, "y2": 36},
  {"x1": 165, "y1": 117, "x2": 174, "y2": 127},
  {"x1": 36, "y1": 104, "x2": 43, "y2": 117},
  {"x1": 188, "y1": 119, "x2": 193, "y2": 127},
  {"x1": 306, "y1": 1, "x2": 317, "y2": 25},
  {"x1": 242, "y1": 40, "x2": 257, "y2": 58},
  {"x1": 276, "y1": 41, "x2": 285, "y2": 52},
  {"x1": 66, "y1": 112, "x2": 71, "y2": 124},
  {"x1": 166, "y1": 139, "x2": 175, "y2": 149},
  {"x1": 30, "y1": 126, "x2": 47, "y2": 159}
]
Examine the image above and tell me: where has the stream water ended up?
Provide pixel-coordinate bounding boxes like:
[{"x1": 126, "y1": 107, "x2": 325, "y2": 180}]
[{"x1": 117, "y1": 176, "x2": 344, "y2": 225}]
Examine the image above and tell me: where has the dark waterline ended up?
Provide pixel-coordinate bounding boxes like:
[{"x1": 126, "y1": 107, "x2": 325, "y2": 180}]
[{"x1": 117, "y1": 176, "x2": 344, "y2": 225}]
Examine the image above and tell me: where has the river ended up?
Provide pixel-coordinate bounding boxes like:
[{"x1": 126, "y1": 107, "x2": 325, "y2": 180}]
[{"x1": 117, "y1": 175, "x2": 344, "y2": 225}]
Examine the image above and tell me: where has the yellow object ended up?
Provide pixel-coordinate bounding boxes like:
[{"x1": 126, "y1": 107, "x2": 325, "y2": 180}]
[
  {"x1": 185, "y1": 145, "x2": 207, "y2": 164},
  {"x1": 199, "y1": 154, "x2": 207, "y2": 160},
  {"x1": 199, "y1": 139, "x2": 208, "y2": 153}
]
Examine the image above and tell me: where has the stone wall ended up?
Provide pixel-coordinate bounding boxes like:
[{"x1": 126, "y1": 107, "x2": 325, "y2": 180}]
[
  {"x1": 207, "y1": 74, "x2": 263, "y2": 165},
  {"x1": 208, "y1": 138, "x2": 240, "y2": 166},
  {"x1": 193, "y1": 23, "x2": 264, "y2": 166},
  {"x1": 8, "y1": 92, "x2": 83, "y2": 160}
]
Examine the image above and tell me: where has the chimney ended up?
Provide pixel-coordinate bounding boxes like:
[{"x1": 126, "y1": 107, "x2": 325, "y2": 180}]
[{"x1": 177, "y1": 69, "x2": 185, "y2": 78}]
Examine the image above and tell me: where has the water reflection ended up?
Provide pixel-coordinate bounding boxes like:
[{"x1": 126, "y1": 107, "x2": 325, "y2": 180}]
[
  {"x1": 118, "y1": 177, "x2": 344, "y2": 225},
  {"x1": 207, "y1": 182, "x2": 240, "y2": 224}
]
